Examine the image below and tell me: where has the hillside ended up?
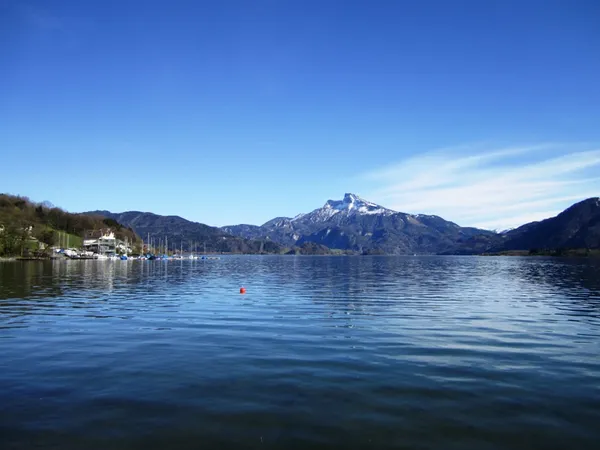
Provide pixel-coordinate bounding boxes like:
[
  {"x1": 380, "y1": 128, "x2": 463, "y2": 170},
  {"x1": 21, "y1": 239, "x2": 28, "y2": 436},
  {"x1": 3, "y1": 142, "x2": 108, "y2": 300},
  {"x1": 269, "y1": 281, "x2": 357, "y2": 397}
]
[
  {"x1": 490, "y1": 197, "x2": 600, "y2": 252},
  {"x1": 0, "y1": 194, "x2": 139, "y2": 257},
  {"x1": 87, "y1": 210, "x2": 284, "y2": 254}
]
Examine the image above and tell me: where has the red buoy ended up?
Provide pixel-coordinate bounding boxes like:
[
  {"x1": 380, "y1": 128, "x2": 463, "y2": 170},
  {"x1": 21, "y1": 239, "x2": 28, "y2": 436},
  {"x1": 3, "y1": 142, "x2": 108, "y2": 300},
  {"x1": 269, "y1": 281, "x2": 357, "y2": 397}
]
[{"x1": 240, "y1": 287, "x2": 246, "y2": 294}]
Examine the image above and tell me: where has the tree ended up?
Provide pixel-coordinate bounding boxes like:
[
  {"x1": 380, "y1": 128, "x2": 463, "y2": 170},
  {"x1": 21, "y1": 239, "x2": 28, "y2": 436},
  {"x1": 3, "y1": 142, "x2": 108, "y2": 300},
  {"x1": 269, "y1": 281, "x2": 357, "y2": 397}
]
[
  {"x1": 35, "y1": 205, "x2": 46, "y2": 220},
  {"x1": 0, "y1": 224, "x2": 20, "y2": 256},
  {"x1": 37, "y1": 228, "x2": 55, "y2": 249}
]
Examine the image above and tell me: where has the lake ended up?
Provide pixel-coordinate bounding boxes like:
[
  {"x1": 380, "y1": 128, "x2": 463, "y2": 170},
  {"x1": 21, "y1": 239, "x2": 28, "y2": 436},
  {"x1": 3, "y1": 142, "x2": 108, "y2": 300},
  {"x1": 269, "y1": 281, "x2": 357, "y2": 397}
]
[{"x1": 1, "y1": 256, "x2": 599, "y2": 449}]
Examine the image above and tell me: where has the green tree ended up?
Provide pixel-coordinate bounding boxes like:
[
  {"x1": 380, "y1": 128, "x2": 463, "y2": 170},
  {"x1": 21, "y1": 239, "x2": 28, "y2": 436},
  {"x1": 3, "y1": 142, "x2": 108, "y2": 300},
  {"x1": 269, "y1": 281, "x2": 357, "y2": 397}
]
[
  {"x1": 37, "y1": 228, "x2": 55, "y2": 250},
  {"x1": 0, "y1": 225, "x2": 20, "y2": 256}
]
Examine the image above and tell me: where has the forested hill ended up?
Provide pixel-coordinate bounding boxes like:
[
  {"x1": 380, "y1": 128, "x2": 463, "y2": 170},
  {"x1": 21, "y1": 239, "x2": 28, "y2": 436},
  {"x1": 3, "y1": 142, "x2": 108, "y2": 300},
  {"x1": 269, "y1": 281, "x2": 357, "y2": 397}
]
[
  {"x1": 0, "y1": 194, "x2": 138, "y2": 256},
  {"x1": 489, "y1": 197, "x2": 600, "y2": 252}
]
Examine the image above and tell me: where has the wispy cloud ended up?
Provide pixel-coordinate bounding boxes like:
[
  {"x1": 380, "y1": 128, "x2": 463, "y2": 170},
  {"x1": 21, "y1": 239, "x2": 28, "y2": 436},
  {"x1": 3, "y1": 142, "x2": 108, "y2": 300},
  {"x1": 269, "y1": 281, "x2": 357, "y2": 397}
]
[{"x1": 361, "y1": 144, "x2": 600, "y2": 231}]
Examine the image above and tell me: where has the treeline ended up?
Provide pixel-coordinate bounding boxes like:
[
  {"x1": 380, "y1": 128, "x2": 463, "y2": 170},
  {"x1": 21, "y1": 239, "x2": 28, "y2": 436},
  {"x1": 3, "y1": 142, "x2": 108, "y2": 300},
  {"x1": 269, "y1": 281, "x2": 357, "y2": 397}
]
[
  {"x1": 0, "y1": 194, "x2": 138, "y2": 256},
  {"x1": 285, "y1": 242, "x2": 346, "y2": 255},
  {"x1": 529, "y1": 248, "x2": 600, "y2": 257},
  {"x1": 197, "y1": 238, "x2": 283, "y2": 254},
  {"x1": 481, "y1": 248, "x2": 600, "y2": 257}
]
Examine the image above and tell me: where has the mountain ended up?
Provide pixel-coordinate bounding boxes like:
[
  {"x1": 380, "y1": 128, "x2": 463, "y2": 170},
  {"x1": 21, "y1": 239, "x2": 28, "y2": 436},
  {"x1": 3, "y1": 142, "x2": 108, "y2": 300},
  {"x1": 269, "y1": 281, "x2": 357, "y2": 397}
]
[
  {"x1": 86, "y1": 210, "x2": 283, "y2": 254},
  {"x1": 89, "y1": 195, "x2": 600, "y2": 256},
  {"x1": 297, "y1": 193, "x2": 397, "y2": 223},
  {"x1": 223, "y1": 193, "x2": 497, "y2": 255},
  {"x1": 490, "y1": 197, "x2": 600, "y2": 252}
]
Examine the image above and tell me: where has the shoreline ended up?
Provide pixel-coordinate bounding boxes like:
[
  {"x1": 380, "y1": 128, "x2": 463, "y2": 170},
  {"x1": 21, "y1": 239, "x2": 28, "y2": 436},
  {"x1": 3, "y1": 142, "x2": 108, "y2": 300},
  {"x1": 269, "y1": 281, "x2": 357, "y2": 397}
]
[{"x1": 2, "y1": 252, "x2": 599, "y2": 261}]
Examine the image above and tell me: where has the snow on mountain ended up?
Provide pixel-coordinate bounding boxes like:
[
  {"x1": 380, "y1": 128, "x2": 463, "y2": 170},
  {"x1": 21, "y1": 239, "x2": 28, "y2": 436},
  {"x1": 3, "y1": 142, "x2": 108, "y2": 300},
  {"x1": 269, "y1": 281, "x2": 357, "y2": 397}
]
[
  {"x1": 299, "y1": 193, "x2": 397, "y2": 223},
  {"x1": 221, "y1": 192, "x2": 500, "y2": 253},
  {"x1": 499, "y1": 228, "x2": 515, "y2": 234}
]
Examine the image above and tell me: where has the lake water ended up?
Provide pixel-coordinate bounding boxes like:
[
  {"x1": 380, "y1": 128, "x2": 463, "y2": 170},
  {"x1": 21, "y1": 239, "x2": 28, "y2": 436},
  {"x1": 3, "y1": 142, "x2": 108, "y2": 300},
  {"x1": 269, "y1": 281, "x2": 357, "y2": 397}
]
[{"x1": 1, "y1": 256, "x2": 599, "y2": 449}]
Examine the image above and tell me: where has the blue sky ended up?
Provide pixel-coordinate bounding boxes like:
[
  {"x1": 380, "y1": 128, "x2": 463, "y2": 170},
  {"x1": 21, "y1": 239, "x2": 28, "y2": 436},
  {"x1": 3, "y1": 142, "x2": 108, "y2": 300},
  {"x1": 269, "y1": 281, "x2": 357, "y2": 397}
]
[{"x1": 1, "y1": 0, "x2": 599, "y2": 230}]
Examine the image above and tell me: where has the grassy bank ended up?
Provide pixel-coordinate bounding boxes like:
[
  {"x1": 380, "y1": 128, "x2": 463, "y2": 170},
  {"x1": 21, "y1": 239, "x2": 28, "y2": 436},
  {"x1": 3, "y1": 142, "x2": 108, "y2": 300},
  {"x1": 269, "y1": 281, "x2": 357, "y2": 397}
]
[{"x1": 54, "y1": 230, "x2": 82, "y2": 248}]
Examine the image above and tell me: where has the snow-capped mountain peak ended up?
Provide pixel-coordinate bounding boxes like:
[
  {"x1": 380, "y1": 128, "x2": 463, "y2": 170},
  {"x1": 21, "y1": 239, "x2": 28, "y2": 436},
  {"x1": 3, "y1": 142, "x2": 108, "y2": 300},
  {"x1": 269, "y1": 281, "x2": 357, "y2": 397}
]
[
  {"x1": 326, "y1": 193, "x2": 395, "y2": 214},
  {"x1": 299, "y1": 193, "x2": 396, "y2": 223}
]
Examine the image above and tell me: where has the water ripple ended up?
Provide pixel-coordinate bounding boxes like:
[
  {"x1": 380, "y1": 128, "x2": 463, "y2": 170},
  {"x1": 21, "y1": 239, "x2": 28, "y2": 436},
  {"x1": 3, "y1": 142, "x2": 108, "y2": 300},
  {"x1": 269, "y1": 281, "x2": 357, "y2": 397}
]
[{"x1": 1, "y1": 256, "x2": 600, "y2": 449}]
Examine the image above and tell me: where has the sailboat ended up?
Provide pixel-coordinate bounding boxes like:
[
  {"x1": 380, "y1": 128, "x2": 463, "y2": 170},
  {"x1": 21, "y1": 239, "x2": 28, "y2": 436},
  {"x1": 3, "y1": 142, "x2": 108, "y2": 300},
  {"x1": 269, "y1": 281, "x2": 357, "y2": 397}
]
[{"x1": 189, "y1": 241, "x2": 199, "y2": 259}]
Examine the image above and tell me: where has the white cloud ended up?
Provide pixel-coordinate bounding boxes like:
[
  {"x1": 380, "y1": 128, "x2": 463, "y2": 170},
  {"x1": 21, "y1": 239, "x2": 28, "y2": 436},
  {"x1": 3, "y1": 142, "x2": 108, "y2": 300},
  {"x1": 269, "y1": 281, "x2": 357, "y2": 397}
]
[{"x1": 361, "y1": 144, "x2": 600, "y2": 231}]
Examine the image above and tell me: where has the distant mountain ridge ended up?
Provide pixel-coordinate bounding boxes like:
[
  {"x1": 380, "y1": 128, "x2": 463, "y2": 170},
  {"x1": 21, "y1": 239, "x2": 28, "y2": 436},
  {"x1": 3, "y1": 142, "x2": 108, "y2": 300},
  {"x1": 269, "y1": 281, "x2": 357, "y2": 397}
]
[
  {"x1": 88, "y1": 195, "x2": 600, "y2": 256},
  {"x1": 223, "y1": 193, "x2": 498, "y2": 254},
  {"x1": 223, "y1": 194, "x2": 600, "y2": 254},
  {"x1": 86, "y1": 210, "x2": 282, "y2": 254}
]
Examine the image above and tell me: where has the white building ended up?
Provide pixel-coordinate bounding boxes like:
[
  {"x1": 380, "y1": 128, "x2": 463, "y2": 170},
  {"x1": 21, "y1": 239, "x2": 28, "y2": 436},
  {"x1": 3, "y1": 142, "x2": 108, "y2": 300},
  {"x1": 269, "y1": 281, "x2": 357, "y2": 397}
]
[{"x1": 83, "y1": 229, "x2": 132, "y2": 255}]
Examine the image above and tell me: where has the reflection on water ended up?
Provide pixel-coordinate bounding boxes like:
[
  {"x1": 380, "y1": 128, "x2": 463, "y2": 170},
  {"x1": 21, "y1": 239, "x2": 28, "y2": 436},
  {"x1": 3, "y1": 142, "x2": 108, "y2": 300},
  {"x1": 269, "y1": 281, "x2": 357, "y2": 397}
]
[{"x1": 1, "y1": 256, "x2": 600, "y2": 449}]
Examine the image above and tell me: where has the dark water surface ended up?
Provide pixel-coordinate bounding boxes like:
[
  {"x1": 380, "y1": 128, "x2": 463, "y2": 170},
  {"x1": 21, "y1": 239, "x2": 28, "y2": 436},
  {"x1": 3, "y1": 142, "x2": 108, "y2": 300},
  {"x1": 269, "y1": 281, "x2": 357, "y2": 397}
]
[{"x1": 1, "y1": 256, "x2": 600, "y2": 449}]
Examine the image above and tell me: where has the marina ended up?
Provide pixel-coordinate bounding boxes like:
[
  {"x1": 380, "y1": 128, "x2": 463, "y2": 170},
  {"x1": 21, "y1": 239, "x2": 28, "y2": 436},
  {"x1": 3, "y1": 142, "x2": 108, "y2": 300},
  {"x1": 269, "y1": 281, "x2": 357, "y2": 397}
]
[
  {"x1": 8, "y1": 228, "x2": 221, "y2": 261},
  {"x1": 43, "y1": 229, "x2": 222, "y2": 261}
]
